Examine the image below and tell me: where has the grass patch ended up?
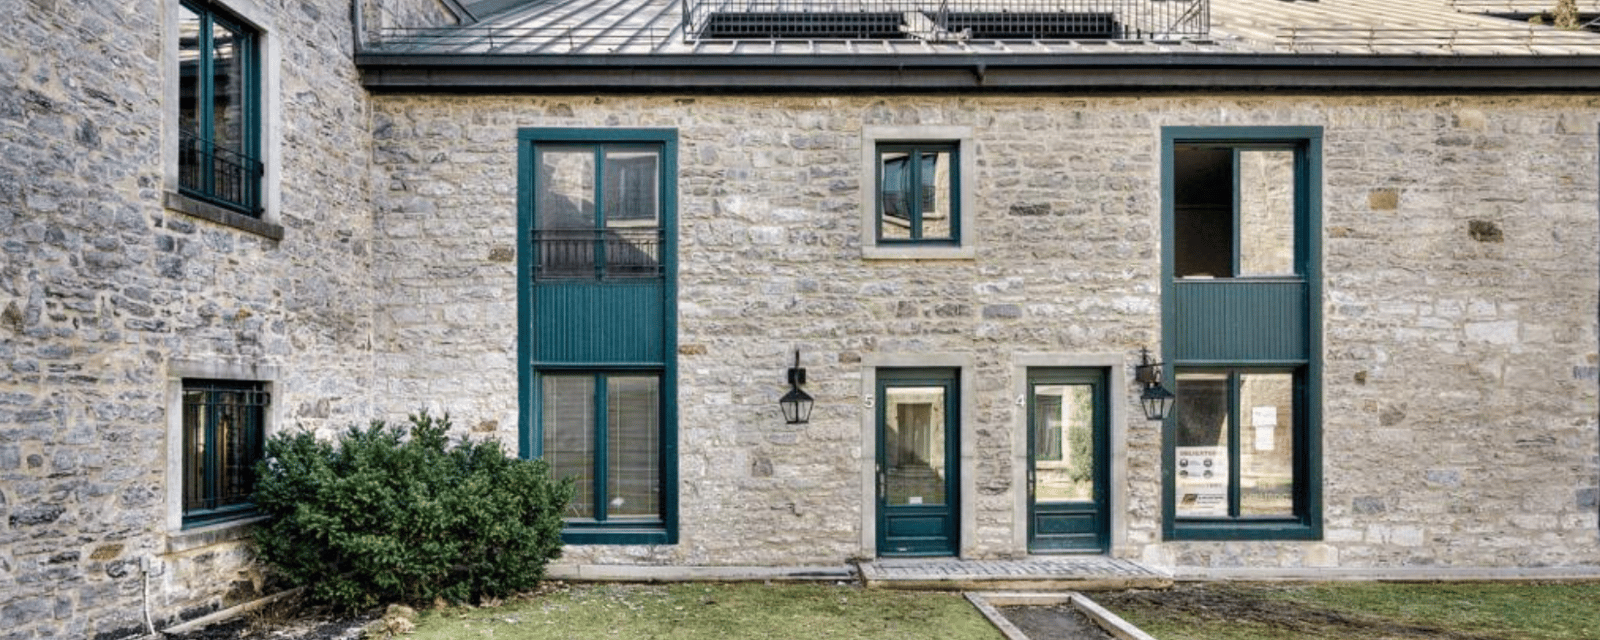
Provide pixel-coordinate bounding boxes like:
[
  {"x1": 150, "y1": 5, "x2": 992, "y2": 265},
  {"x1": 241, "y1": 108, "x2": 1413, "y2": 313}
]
[
  {"x1": 1096, "y1": 581, "x2": 1600, "y2": 640},
  {"x1": 408, "y1": 582, "x2": 1005, "y2": 640}
]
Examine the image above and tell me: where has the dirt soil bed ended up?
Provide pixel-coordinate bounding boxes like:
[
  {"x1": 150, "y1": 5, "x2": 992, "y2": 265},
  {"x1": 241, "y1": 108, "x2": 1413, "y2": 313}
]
[
  {"x1": 998, "y1": 604, "x2": 1116, "y2": 640},
  {"x1": 1093, "y1": 582, "x2": 1518, "y2": 640}
]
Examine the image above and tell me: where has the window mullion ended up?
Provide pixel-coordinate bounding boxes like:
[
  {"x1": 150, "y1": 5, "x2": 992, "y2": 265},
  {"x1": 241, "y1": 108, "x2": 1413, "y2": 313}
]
[
  {"x1": 909, "y1": 149, "x2": 924, "y2": 241},
  {"x1": 593, "y1": 146, "x2": 606, "y2": 279},
  {"x1": 593, "y1": 373, "x2": 609, "y2": 522},
  {"x1": 1227, "y1": 371, "x2": 1242, "y2": 519}
]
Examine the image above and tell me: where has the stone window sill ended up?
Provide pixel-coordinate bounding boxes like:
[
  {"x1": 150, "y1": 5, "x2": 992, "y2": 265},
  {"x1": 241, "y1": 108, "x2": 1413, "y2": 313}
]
[
  {"x1": 165, "y1": 191, "x2": 284, "y2": 241},
  {"x1": 167, "y1": 515, "x2": 268, "y2": 554}
]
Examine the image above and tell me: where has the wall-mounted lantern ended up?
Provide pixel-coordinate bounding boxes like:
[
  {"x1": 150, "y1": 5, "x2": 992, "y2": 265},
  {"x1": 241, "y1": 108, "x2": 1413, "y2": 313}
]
[
  {"x1": 1135, "y1": 347, "x2": 1175, "y2": 421},
  {"x1": 779, "y1": 349, "x2": 814, "y2": 425}
]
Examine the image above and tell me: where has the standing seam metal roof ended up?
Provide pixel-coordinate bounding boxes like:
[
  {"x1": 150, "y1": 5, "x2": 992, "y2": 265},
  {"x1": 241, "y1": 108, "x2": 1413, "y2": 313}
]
[{"x1": 364, "y1": 0, "x2": 1600, "y2": 56}]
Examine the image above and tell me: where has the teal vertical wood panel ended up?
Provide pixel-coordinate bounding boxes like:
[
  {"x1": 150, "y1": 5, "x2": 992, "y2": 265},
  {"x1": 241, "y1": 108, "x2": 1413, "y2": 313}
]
[
  {"x1": 534, "y1": 281, "x2": 664, "y2": 363},
  {"x1": 1172, "y1": 280, "x2": 1307, "y2": 362}
]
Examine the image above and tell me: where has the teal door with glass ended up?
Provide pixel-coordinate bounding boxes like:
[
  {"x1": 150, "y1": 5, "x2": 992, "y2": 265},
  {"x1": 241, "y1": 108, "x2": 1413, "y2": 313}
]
[
  {"x1": 1027, "y1": 369, "x2": 1109, "y2": 553},
  {"x1": 876, "y1": 369, "x2": 959, "y2": 557}
]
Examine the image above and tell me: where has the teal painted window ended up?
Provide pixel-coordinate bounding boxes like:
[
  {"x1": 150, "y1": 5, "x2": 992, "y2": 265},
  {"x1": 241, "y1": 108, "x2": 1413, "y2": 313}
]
[
  {"x1": 519, "y1": 129, "x2": 678, "y2": 545},
  {"x1": 1161, "y1": 127, "x2": 1322, "y2": 541},
  {"x1": 178, "y1": 1, "x2": 261, "y2": 216},
  {"x1": 876, "y1": 143, "x2": 958, "y2": 243},
  {"x1": 181, "y1": 380, "x2": 267, "y2": 528}
]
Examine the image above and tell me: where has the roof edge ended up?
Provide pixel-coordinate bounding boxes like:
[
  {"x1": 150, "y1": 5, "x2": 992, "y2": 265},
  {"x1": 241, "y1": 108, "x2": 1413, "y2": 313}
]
[{"x1": 357, "y1": 53, "x2": 1600, "y2": 91}]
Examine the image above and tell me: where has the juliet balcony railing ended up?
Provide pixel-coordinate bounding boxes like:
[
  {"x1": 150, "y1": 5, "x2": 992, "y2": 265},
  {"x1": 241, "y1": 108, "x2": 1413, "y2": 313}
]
[
  {"x1": 682, "y1": 0, "x2": 1209, "y2": 41},
  {"x1": 179, "y1": 130, "x2": 263, "y2": 217},
  {"x1": 533, "y1": 228, "x2": 665, "y2": 280}
]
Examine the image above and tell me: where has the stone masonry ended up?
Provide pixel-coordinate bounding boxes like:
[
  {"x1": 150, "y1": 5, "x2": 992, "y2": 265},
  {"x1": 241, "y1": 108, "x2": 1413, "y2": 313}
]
[
  {"x1": 1, "y1": 0, "x2": 1598, "y2": 637},
  {"x1": 368, "y1": 94, "x2": 1600, "y2": 569}
]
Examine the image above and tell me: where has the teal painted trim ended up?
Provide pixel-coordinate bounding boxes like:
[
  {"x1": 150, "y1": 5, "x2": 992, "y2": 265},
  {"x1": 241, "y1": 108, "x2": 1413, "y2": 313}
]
[
  {"x1": 517, "y1": 127, "x2": 679, "y2": 545},
  {"x1": 1160, "y1": 126, "x2": 1324, "y2": 542},
  {"x1": 874, "y1": 142, "x2": 960, "y2": 246},
  {"x1": 1025, "y1": 368, "x2": 1110, "y2": 553},
  {"x1": 875, "y1": 368, "x2": 961, "y2": 557}
]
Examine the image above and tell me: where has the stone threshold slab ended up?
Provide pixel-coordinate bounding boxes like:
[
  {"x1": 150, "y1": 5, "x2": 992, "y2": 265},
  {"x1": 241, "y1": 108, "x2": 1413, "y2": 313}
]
[
  {"x1": 547, "y1": 563, "x2": 856, "y2": 582},
  {"x1": 860, "y1": 557, "x2": 1173, "y2": 591}
]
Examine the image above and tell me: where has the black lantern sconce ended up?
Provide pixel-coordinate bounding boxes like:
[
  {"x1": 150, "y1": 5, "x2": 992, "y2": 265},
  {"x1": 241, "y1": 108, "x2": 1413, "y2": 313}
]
[
  {"x1": 1135, "y1": 347, "x2": 1175, "y2": 421},
  {"x1": 779, "y1": 350, "x2": 814, "y2": 425}
]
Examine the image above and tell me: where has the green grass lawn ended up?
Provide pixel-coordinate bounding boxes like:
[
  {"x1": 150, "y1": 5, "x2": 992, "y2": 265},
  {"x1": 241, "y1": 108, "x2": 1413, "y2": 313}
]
[
  {"x1": 407, "y1": 582, "x2": 1005, "y2": 640},
  {"x1": 1096, "y1": 581, "x2": 1600, "y2": 640}
]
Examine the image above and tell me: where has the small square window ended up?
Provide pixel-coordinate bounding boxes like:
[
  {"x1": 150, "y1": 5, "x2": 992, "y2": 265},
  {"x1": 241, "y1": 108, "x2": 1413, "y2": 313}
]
[
  {"x1": 181, "y1": 380, "x2": 268, "y2": 527},
  {"x1": 877, "y1": 143, "x2": 957, "y2": 243},
  {"x1": 861, "y1": 126, "x2": 976, "y2": 260}
]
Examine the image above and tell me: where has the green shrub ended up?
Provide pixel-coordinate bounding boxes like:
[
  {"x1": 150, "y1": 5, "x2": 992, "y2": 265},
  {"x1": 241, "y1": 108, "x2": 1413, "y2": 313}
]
[{"x1": 252, "y1": 410, "x2": 572, "y2": 612}]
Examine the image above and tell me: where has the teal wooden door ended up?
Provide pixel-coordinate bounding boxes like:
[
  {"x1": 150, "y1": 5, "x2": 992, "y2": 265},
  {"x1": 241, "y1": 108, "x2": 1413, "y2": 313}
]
[
  {"x1": 876, "y1": 369, "x2": 959, "y2": 557},
  {"x1": 1028, "y1": 369, "x2": 1109, "y2": 553}
]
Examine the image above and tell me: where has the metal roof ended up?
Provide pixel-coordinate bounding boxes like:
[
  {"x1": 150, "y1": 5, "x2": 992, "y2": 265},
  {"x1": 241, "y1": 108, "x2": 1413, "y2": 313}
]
[
  {"x1": 362, "y1": 0, "x2": 1600, "y2": 56},
  {"x1": 354, "y1": 0, "x2": 1600, "y2": 90}
]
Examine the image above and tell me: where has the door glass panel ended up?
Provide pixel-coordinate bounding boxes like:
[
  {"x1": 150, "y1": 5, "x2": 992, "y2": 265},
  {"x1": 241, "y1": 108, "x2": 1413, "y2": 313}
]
[
  {"x1": 1239, "y1": 372, "x2": 1295, "y2": 516},
  {"x1": 178, "y1": 5, "x2": 202, "y2": 140},
  {"x1": 542, "y1": 375, "x2": 595, "y2": 518},
  {"x1": 1175, "y1": 372, "x2": 1229, "y2": 518},
  {"x1": 210, "y1": 20, "x2": 245, "y2": 156},
  {"x1": 537, "y1": 148, "x2": 597, "y2": 277},
  {"x1": 884, "y1": 386, "x2": 946, "y2": 506},
  {"x1": 603, "y1": 149, "x2": 659, "y2": 227},
  {"x1": 1172, "y1": 146, "x2": 1233, "y2": 278},
  {"x1": 606, "y1": 376, "x2": 660, "y2": 519},
  {"x1": 1033, "y1": 384, "x2": 1094, "y2": 502},
  {"x1": 1238, "y1": 150, "x2": 1296, "y2": 276}
]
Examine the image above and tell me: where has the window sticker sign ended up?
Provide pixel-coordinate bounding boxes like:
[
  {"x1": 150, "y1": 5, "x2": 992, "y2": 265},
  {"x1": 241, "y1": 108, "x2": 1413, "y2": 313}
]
[
  {"x1": 1252, "y1": 405, "x2": 1277, "y2": 451},
  {"x1": 1175, "y1": 446, "x2": 1228, "y2": 517}
]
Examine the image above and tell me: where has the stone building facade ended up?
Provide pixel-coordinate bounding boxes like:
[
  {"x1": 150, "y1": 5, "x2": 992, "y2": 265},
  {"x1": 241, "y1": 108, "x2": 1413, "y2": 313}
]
[{"x1": 3, "y1": 0, "x2": 1599, "y2": 637}]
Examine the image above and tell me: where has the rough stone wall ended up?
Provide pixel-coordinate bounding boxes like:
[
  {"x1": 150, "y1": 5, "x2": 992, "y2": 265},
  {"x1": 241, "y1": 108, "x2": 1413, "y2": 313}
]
[
  {"x1": 0, "y1": 0, "x2": 376, "y2": 637},
  {"x1": 369, "y1": 93, "x2": 1600, "y2": 570}
]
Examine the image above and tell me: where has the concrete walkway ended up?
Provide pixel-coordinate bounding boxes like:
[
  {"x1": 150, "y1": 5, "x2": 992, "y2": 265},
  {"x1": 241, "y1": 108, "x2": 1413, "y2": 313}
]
[{"x1": 859, "y1": 557, "x2": 1172, "y2": 591}]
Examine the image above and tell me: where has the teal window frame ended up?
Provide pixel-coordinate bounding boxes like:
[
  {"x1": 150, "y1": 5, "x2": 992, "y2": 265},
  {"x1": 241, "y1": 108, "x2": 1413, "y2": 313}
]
[
  {"x1": 1160, "y1": 126, "x2": 1323, "y2": 541},
  {"x1": 518, "y1": 128, "x2": 678, "y2": 546},
  {"x1": 177, "y1": 0, "x2": 262, "y2": 217},
  {"x1": 875, "y1": 142, "x2": 960, "y2": 245},
  {"x1": 181, "y1": 379, "x2": 268, "y2": 528}
]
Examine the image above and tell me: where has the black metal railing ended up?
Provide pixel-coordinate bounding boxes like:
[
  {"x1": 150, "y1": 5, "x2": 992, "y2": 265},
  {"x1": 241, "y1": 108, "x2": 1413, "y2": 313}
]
[
  {"x1": 684, "y1": 0, "x2": 1208, "y2": 41},
  {"x1": 179, "y1": 130, "x2": 263, "y2": 216},
  {"x1": 534, "y1": 227, "x2": 664, "y2": 280}
]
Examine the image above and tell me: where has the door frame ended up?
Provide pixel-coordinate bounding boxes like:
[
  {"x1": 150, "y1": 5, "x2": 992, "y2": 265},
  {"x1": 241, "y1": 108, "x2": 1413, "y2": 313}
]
[
  {"x1": 875, "y1": 368, "x2": 959, "y2": 556},
  {"x1": 1025, "y1": 368, "x2": 1109, "y2": 553},
  {"x1": 860, "y1": 354, "x2": 976, "y2": 559},
  {"x1": 1012, "y1": 354, "x2": 1129, "y2": 555}
]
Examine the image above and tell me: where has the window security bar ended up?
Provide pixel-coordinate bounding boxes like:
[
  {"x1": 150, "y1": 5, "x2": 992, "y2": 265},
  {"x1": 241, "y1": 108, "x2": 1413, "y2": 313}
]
[{"x1": 179, "y1": 130, "x2": 263, "y2": 216}]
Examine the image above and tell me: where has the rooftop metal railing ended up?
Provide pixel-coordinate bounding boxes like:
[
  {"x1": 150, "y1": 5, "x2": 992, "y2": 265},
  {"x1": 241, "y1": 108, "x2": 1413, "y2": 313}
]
[{"x1": 683, "y1": 0, "x2": 1208, "y2": 41}]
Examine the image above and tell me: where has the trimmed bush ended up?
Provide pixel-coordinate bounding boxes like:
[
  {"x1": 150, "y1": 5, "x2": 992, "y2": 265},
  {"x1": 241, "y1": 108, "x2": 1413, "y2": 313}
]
[{"x1": 252, "y1": 411, "x2": 572, "y2": 612}]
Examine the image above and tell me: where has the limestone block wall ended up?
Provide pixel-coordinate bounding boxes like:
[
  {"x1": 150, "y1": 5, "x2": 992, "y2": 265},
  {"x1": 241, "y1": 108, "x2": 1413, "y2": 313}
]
[
  {"x1": 0, "y1": 0, "x2": 390, "y2": 636},
  {"x1": 369, "y1": 94, "x2": 1599, "y2": 571}
]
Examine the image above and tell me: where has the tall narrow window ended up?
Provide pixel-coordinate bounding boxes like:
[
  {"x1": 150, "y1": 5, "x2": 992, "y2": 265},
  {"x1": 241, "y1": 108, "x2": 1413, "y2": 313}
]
[
  {"x1": 520, "y1": 128, "x2": 678, "y2": 545},
  {"x1": 1163, "y1": 127, "x2": 1321, "y2": 540},
  {"x1": 182, "y1": 380, "x2": 268, "y2": 527},
  {"x1": 178, "y1": 1, "x2": 261, "y2": 216}
]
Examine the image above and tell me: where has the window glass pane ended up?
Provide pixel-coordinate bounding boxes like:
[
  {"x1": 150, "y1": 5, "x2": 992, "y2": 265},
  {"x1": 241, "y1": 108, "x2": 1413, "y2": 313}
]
[
  {"x1": 542, "y1": 375, "x2": 595, "y2": 519},
  {"x1": 1238, "y1": 150, "x2": 1296, "y2": 276},
  {"x1": 178, "y1": 5, "x2": 202, "y2": 139},
  {"x1": 603, "y1": 149, "x2": 659, "y2": 227},
  {"x1": 920, "y1": 150, "x2": 954, "y2": 241},
  {"x1": 1173, "y1": 147, "x2": 1233, "y2": 278},
  {"x1": 1033, "y1": 384, "x2": 1094, "y2": 503},
  {"x1": 1239, "y1": 372, "x2": 1295, "y2": 516},
  {"x1": 606, "y1": 376, "x2": 660, "y2": 519},
  {"x1": 884, "y1": 386, "x2": 947, "y2": 506},
  {"x1": 537, "y1": 148, "x2": 597, "y2": 277},
  {"x1": 182, "y1": 389, "x2": 206, "y2": 513},
  {"x1": 878, "y1": 151, "x2": 913, "y2": 239},
  {"x1": 213, "y1": 389, "x2": 257, "y2": 510},
  {"x1": 210, "y1": 20, "x2": 245, "y2": 156},
  {"x1": 1175, "y1": 372, "x2": 1230, "y2": 518}
]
